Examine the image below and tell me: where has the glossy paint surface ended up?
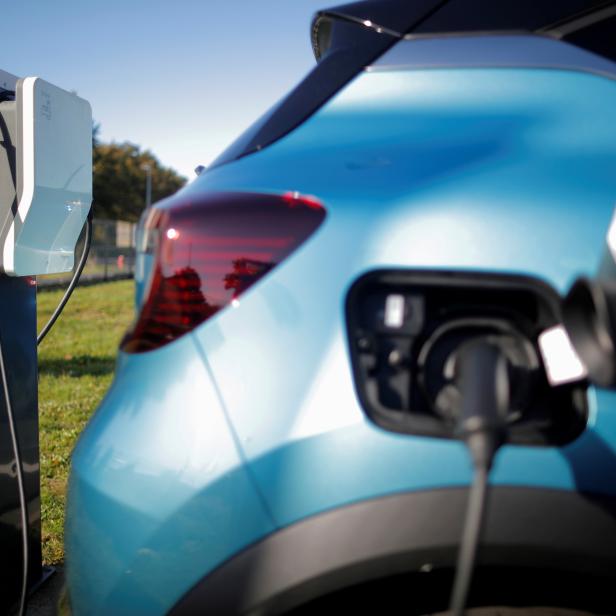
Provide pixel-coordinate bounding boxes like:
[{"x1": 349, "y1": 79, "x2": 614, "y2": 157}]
[
  {"x1": 66, "y1": 53, "x2": 616, "y2": 614},
  {"x1": 65, "y1": 333, "x2": 274, "y2": 615},
  {"x1": 191, "y1": 65, "x2": 616, "y2": 522}
]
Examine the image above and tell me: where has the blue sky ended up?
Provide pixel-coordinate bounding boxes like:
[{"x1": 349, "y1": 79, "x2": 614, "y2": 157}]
[{"x1": 2, "y1": 0, "x2": 328, "y2": 179}]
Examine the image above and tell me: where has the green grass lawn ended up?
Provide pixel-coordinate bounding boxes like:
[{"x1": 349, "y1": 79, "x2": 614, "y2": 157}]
[{"x1": 37, "y1": 279, "x2": 134, "y2": 564}]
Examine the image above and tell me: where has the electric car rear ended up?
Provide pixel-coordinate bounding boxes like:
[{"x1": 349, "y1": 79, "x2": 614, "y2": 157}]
[{"x1": 65, "y1": 1, "x2": 616, "y2": 614}]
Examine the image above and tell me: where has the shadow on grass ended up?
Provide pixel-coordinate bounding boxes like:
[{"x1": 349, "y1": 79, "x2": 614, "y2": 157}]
[{"x1": 39, "y1": 355, "x2": 116, "y2": 377}]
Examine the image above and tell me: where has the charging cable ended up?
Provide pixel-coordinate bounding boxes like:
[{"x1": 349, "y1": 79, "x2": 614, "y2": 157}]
[
  {"x1": 0, "y1": 328, "x2": 29, "y2": 616},
  {"x1": 37, "y1": 209, "x2": 93, "y2": 346},
  {"x1": 449, "y1": 341, "x2": 509, "y2": 616}
]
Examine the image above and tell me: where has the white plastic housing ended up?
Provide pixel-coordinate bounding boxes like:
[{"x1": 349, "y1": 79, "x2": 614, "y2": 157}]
[{"x1": 1, "y1": 76, "x2": 92, "y2": 276}]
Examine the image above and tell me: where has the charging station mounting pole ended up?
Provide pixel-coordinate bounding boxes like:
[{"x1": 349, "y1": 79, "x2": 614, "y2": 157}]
[{"x1": 0, "y1": 276, "x2": 41, "y2": 613}]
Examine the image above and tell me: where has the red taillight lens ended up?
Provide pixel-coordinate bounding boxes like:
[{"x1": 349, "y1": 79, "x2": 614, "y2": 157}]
[{"x1": 122, "y1": 192, "x2": 326, "y2": 353}]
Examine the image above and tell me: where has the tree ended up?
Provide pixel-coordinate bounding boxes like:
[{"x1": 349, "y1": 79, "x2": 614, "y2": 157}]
[{"x1": 92, "y1": 139, "x2": 186, "y2": 221}]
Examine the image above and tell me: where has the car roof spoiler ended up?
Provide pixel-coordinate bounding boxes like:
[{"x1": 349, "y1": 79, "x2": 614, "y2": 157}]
[{"x1": 311, "y1": 0, "x2": 611, "y2": 61}]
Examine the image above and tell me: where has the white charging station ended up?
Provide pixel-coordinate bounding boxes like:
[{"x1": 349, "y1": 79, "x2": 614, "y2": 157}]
[
  {"x1": 0, "y1": 75, "x2": 92, "y2": 276},
  {"x1": 0, "y1": 68, "x2": 93, "y2": 613}
]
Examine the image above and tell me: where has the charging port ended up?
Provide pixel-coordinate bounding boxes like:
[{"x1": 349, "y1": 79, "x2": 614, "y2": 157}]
[{"x1": 346, "y1": 270, "x2": 588, "y2": 446}]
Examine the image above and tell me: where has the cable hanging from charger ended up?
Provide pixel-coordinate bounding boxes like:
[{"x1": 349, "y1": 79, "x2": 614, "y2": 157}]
[
  {"x1": 0, "y1": 329, "x2": 29, "y2": 616},
  {"x1": 449, "y1": 341, "x2": 509, "y2": 616},
  {"x1": 37, "y1": 209, "x2": 93, "y2": 346}
]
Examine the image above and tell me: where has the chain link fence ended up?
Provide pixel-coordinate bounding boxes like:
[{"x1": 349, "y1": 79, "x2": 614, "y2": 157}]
[{"x1": 37, "y1": 219, "x2": 137, "y2": 288}]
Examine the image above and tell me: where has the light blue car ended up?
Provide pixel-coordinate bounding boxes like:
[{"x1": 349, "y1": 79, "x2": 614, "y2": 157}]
[{"x1": 65, "y1": 1, "x2": 616, "y2": 614}]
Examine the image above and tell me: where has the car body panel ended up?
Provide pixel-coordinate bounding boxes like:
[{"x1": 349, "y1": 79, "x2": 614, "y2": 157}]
[
  {"x1": 188, "y1": 65, "x2": 616, "y2": 524},
  {"x1": 65, "y1": 334, "x2": 275, "y2": 615},
  {"x1": 65, "y1": 38, "x2": 616, "y2": 616}
]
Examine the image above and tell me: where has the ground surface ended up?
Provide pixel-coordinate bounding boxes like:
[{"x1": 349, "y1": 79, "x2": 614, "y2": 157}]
[
  {"x1": 27, "y1": 567, "x2": 65, "y2": 616},
  {"x1": 37, "y1": 279, "x2": 134, "y2": 565}
]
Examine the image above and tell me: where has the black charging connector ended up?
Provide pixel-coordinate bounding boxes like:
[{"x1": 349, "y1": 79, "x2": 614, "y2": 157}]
[
  {"x1": 455, "y1": 341, "x2": 509, "y2": 471},
  {"x1": 449, "y1": 341, "x2": 509, "y2": 616}
]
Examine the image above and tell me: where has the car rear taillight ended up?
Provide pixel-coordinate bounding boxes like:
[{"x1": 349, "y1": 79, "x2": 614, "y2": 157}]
[{"x1": 121, "y1": 192, "x2": 326, "y2": 353}]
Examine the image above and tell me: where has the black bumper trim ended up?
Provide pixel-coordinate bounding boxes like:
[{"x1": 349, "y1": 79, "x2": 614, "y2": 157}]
[{"x1": 168, "y1": 487, "x2": 616, "y2": 615}]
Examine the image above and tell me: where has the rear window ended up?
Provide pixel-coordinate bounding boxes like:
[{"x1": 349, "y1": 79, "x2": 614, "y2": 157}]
[
  {"x1": 209, "y1": 0, "x2": 613, "y2": 171},
  {"x1": 210, "y1": 21, "x2": 395, "y2": 169},
  {"x1": 210, "y1": 0, "x2": 442, "y2": 169}
]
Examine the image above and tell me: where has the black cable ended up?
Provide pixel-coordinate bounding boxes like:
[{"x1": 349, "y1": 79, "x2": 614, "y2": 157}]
[
  {"x1": 0, "y1": 89, "x2": 15, "y2": 102},
  {"x1": 0, "y1": 329, "x2": 29, "y2": 616},
  {"x1": 37, "y1": 210, "x2": 93, "y2": 346},
  {"x1": 449, "y1": 467, "x2": 489, "y2": 615},
  {"x1": 449, "y1": 341, "x2": 509, "y2": 616}
]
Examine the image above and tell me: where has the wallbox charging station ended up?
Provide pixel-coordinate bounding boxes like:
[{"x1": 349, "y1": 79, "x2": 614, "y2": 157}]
[
  {"x1": 0, "y1": 67, "x2": 92, "y2": 613},
  {"x1": 0, "y1": 73, "x2": 92, "y2": 275}
]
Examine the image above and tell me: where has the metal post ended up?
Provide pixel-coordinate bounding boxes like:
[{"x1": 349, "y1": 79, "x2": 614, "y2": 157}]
[
  {"x1": 142, "y1": 163, "x2": 152, "y2": 210},
  {"x1": 0, "y1": 276, "x2": 42, "y2": 612}
]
